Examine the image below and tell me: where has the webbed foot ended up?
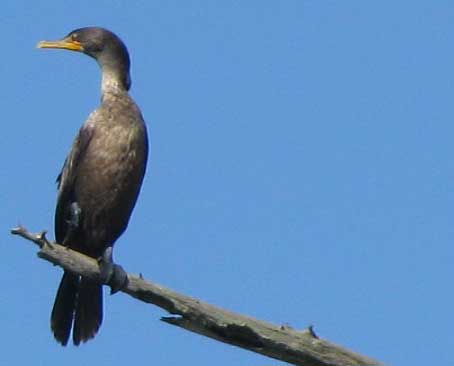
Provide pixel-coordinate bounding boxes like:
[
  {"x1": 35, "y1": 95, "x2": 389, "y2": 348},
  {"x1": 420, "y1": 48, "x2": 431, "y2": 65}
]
[
  {"x1": 99, "y1": 246, "x2": 128, "y2": 294},
  {"x1": 67, "y1": 202, "x2": 82, "y2": 229}
]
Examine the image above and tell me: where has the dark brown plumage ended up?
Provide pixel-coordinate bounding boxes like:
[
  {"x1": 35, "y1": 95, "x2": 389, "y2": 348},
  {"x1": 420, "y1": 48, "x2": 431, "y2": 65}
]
[{"x1": 38, "y1": 27, "x2": 148, "y2": 346}]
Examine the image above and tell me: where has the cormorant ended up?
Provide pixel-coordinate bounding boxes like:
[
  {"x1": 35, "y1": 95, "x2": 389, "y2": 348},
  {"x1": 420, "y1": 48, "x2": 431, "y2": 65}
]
[{"x1": 37, "y1": 27, "x2": 148, "y2": 346}]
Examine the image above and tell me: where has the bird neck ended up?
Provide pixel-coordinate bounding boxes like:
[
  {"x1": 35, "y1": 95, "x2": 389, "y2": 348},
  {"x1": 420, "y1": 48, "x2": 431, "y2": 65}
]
[{"x1": 100, "y1": 66, "x2": 131, "y2": 97}]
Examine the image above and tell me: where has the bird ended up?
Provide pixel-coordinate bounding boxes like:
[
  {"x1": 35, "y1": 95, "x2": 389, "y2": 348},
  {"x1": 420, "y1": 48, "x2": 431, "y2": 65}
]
[{"x1": 37, "y1": 27, "x2": 148, "y2": 346}]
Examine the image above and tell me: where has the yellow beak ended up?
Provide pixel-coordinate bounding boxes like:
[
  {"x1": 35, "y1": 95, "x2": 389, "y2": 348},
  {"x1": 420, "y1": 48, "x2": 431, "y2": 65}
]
[{"x1": 37, "y1": 38, "x2": 83, "y2": 52}]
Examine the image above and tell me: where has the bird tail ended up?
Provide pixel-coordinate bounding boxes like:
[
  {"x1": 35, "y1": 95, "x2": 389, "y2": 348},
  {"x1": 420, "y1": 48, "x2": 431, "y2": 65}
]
[
  {"x1": 73, "y1": 277, "x2": 103, "y2": 345},
  {"x1": 51, "y1": 272, "x2": 103, "y2": 346}
]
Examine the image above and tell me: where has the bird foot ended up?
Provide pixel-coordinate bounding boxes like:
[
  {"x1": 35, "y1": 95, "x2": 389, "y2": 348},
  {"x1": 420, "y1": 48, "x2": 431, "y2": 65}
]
[
  {"x1": 99, "y1": 246, "x2": 128, "y2": 294},
  {"x1": 67, "y1": 202, "x2": 82, "y2": 229}
]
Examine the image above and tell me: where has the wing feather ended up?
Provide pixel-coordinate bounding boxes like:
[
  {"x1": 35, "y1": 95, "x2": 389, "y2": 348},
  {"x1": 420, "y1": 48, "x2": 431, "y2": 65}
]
[{"x1": 54, "y1": 125, "x2": 94, "y2": 244}]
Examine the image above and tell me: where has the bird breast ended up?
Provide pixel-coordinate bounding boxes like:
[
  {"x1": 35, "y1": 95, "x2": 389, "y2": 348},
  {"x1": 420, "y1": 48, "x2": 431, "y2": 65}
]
[{"x1": 73, "y1": 95, "x2": 147, "y2": 248}]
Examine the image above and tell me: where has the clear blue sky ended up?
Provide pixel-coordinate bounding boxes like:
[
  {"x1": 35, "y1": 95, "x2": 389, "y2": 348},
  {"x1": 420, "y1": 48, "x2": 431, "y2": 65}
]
[{"x1": 2, "y1": 1, "x2": 453, "y2": 365}]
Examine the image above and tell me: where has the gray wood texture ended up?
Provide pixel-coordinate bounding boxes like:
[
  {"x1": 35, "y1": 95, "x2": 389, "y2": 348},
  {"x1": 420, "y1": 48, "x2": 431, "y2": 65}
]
[{"x1": 12, "y1": 226, "x2": 381, "y2": 366}]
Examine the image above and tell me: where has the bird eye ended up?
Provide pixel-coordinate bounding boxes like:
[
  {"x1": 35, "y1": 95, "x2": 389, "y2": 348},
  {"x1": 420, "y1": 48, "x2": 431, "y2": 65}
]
[{"x1": 71, "y1": 33, "x2": 78, "y2": 41}]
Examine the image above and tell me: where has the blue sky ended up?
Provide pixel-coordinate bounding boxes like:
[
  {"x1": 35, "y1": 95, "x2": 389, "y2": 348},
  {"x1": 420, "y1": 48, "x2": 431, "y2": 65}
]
[{"x1": 2, "y1": 1, "x2": 453, "y2": 365}]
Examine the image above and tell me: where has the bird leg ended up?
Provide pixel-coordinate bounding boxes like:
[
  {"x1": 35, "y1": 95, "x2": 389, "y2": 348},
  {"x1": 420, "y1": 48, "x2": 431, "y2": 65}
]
[
  {"x1": 99, "y1": 246, "x2": 128, "y2": 294},
  {"x1": 67, "y1": 202, "x2": 82, "y2": 229}
]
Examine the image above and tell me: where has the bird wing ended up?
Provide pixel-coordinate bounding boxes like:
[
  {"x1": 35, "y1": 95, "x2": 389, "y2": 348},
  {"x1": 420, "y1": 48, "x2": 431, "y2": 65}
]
[{"x1": 55, "y1": 123, "x2": 94, "y2": 244}]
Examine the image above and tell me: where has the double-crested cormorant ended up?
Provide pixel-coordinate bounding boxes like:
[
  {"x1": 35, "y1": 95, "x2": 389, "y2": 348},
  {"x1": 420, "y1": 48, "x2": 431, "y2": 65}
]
[{"x1": 37, "y1": 27, "x2": 148, "y2": 346}]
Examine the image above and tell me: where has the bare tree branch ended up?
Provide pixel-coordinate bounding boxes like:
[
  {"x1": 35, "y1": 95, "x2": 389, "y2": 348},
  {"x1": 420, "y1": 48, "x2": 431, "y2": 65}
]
[{"x1": 11, "y1": 225, "x2": 382, "y2": 366}]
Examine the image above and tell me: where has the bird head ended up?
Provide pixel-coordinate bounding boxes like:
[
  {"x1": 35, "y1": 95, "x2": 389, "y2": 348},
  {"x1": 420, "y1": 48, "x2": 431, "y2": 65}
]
[{"x1": 37, "y1": 27, "x2": 131, "y2": 90}]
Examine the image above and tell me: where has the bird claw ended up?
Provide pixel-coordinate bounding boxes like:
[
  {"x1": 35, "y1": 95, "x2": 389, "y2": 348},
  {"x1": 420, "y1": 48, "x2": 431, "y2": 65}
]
[
  {"x1": 109, "y1": 264, "x2": 128, "y2": 294},
  {"x1": 99, "y1": 246, "x2": 128, "y2": 294},
  {"x1": 37, "y1": 230, "x2": 51, "y2": 247}
]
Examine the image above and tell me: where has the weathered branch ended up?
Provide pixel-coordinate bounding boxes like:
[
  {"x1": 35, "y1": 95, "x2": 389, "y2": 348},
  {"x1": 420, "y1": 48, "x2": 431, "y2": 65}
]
[{"x1": 11, "y1": 225, "x2": 381, "y2": 366}]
